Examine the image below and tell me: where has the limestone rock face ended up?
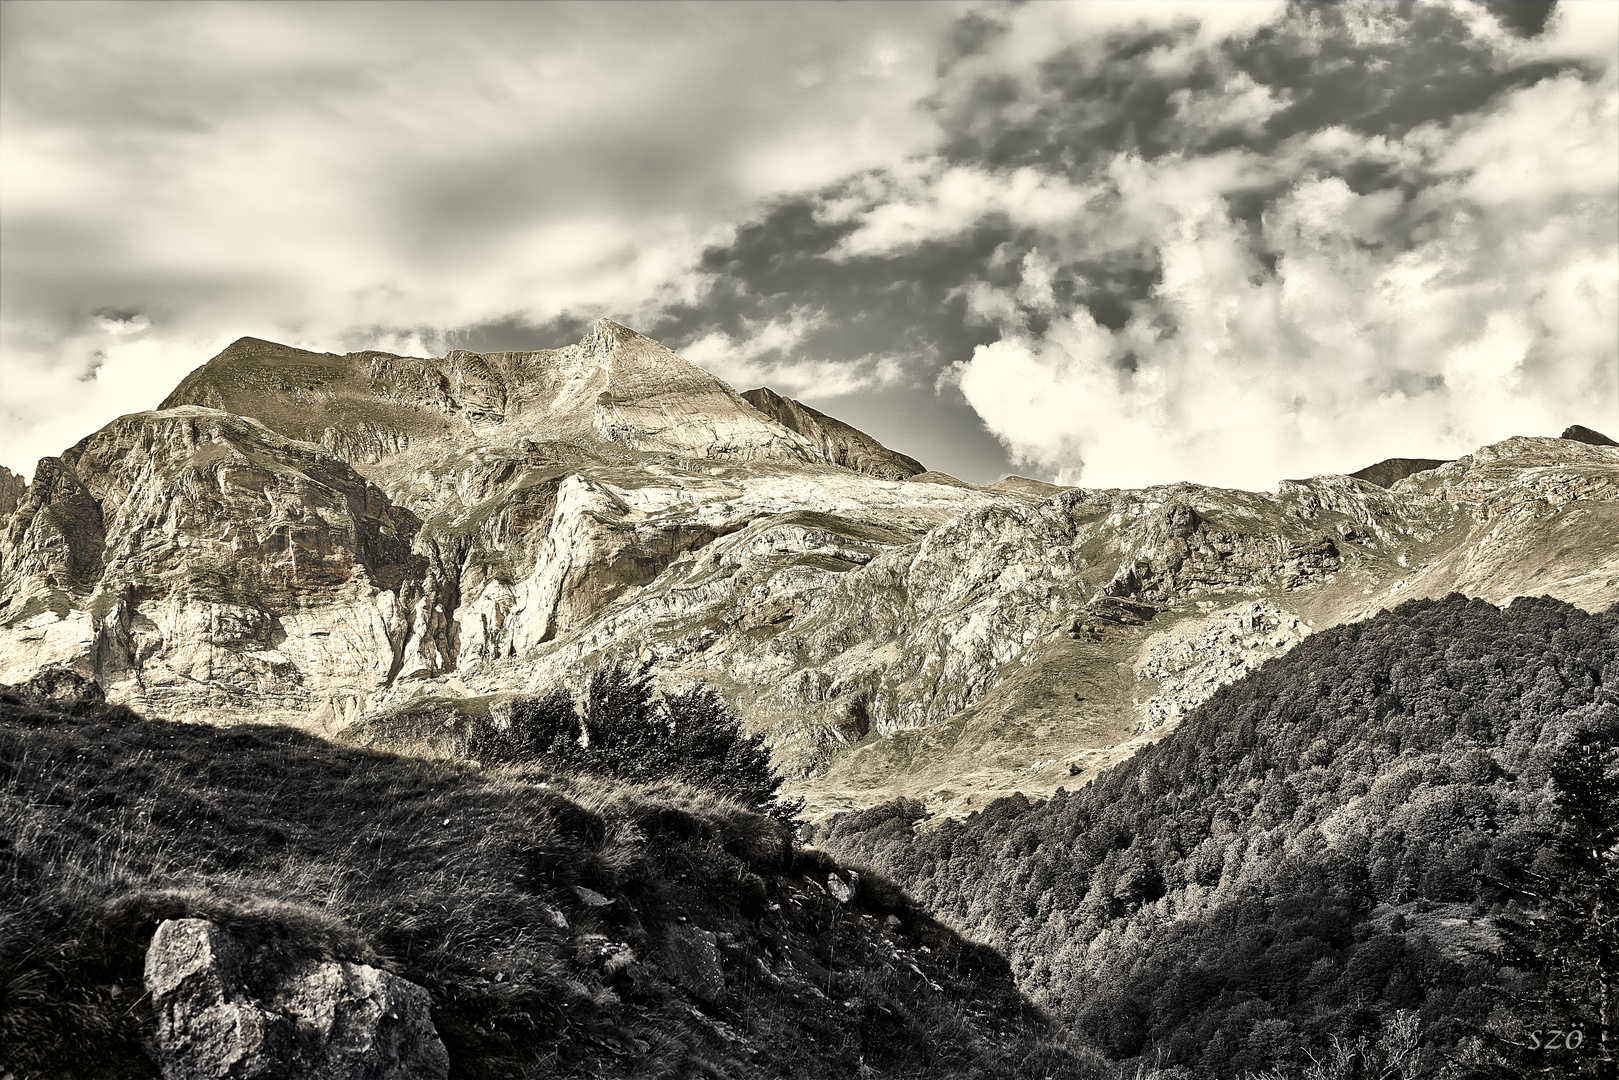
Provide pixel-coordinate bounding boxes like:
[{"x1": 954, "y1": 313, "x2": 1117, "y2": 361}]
[
  {"x1": 0, "y1": 408, "x2": 420, "y2": 724},
  {"x1": 3, "y1": 319, "x2": 1616, "y2": 817},
  {"x1": 1133, "y1": 600, "x2": 1310, "y2": 731},
  {"x1": 143, "y1": 918, "x2": 449, "y2": 1080},
  {"x1": 0, "y1": 465, "x2": 25, "y2": 517},
  {"x1": 741, "y1": 387, "x2": 925, "y2": 480}
]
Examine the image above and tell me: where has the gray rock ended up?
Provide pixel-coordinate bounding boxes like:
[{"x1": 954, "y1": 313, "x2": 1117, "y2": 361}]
[
  {"x1": 143, "y1": 918, "x2": 448, "y2": 1080},
  {"x1": 827, "y1": 871, "x2": 858, "y2": 904},
  {"x1": 658, "y1": 924, "x2": 725, "y2": 1005},
  {"x1": 17, "y1": 667, "x2": 105, "y2": 705}
]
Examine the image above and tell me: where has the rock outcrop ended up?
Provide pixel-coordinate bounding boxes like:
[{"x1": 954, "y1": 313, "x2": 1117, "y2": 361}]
[
  {"x1": 8, "y1": 666, "x2": 106, "y2": 705},
  {"x1": 740, "y1": 386, "x2": 924, "y2": 480},
  {"x1": 1561, "y1": 423, "x2": 1619, "y2": 447},
  {"x1": 143, "y1": 918, "x2": 448, "y2": 1080},
  {"x1": 1132, "y1": 600, "x2": 1310, "y2": 731},
  {"x1": 0, "y1": 465, "x2": 24, "y2": 517}
]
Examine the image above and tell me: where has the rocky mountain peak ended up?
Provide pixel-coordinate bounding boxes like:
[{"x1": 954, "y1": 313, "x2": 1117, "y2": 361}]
[
  {"x1": 1562, "y1": 423, "x2": 1618, "y2": 447},
  {"x1": 155, "y1": 324, "x2": 836, "y2": 471},
  {"x1": 580, "y1": 317, "x2": 642, "y2": 356}
]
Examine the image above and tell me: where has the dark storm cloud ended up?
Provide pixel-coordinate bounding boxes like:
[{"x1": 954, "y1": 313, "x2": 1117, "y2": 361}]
[
  {"x1": 934, "y1": 24, "x2": 1219, "y2": 170},
  {"x1": 1228, "y1": 4, "x2": 1579, "y2": 144},
  {"x1": 1477, "y1": 1, "x2": 1558, "y2": 39}
]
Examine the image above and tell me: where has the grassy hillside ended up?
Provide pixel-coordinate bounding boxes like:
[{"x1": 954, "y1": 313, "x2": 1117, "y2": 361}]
[
  {"x1": 818, "y1": 595, "x2": 1618, "y2": 1078},
  {"x1": 0, "y1": 691, "x2": 1092, "y2": 1080}
]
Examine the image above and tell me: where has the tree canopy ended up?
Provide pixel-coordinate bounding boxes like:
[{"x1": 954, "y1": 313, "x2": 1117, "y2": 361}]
[{"x1": 818, "y1": 594, "x2": 1618, "y2": 1077}]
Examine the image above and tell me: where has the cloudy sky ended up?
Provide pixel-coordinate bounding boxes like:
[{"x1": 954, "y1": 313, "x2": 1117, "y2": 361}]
[{"x1": 2, "y1": 1, "x2": 1615, "y2": 489}]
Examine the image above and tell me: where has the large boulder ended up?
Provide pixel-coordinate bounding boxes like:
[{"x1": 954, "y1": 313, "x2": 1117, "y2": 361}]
[
  {"x1": 16, "y1": 666, "x2": 105, "y2": 705},
  {"x1": 143, "y1": 918, "x2": 449, "y2": 1080}
]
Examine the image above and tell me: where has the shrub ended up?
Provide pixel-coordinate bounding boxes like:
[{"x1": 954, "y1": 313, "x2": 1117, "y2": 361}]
[
  {"x1": 476, "y1": 664, "x2": 805, "y2": 827},
  {"x1": 467, "y1": 687, "x2": 580, "y2": 766}
]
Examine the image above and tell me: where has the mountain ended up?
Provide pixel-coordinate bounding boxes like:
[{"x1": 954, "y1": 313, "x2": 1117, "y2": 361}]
[
  {"x1": 1347, "y1": 457, "x2": 1450, "y2": 488},
  {"x1": 816, "y1": 593, "x2": 1618, "y2": 1077},
  {"x1": 2, "y1": 322, "x2": 1616, "y2": 822},
  {"x1": 1563, "y1": 423, "x2": 1619, "y2": 447},
  {"x1": 158, "y1": 321, "x2": 819, "y2": 467},
  {"x1": 740, "y1": 387, "x2": 925, "y2": 480}
]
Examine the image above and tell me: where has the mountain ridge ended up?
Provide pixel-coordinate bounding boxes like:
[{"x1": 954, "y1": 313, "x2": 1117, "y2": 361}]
[{"x1": 3, "y1": 323, "x2": 1616, "y2": 822}]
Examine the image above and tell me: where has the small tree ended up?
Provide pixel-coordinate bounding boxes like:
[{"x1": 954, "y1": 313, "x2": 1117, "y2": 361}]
[
  {"x1": 487, "y1": 662, "x2": 803, "y2": 826},
  {"x1": 660, "y1": 681, "x2": 804, "y2": 827},
  {"x1": 576, "y1": 663, "x2": 667, "y2": 781},
  {"x1": 468, "y1": 688, "x2": 580, "y2": 766}
]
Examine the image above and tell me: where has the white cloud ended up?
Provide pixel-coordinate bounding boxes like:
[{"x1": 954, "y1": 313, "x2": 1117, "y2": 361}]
[
  {"x1": 951, "y1": 0, "x2": 1286, "y2": 82},
  {"x1": 678, "y1": 308, "x2": 907, "y2": 399},
  {"x1": 1525, "y1": 0, "x2": 1619, "y2": 72},
  {"x1": 951, "y1": 68, "x2": 1619, "y2": 491},
  {"x1": 829, "y1": 165, "x2": 1098, "y2": 258},
  {"x1": 1168, "y1": 71, "x2": 1291, "y2": 138}
]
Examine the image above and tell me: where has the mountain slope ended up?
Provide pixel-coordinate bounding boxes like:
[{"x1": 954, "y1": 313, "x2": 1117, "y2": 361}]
[
  {"x1": 0, "y1": 687, "x2": 1092, "y2": 1080},
  {"x1": 1, "y1": 323, "x2": 1615, "y2": 819},
  {"x1": 817, "y1": 593, "x2": 1619, "y2": 1077},
  {"x1": 740, "y1": 387, "x2": 925, "y2": 480}
]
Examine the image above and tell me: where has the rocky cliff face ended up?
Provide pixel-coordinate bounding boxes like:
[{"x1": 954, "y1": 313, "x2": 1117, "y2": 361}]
[
  {"x1": 3, "y1": 321, "x2": 1615, "y2": 817},
  {"x1": 740, "y1": 387, "x2": 925, "y2": 480}
]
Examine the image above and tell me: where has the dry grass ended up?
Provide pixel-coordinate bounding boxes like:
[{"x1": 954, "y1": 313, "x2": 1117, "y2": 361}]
[{"x1": 0, "y1": 689, "x2": 1092, "y2": 1080}]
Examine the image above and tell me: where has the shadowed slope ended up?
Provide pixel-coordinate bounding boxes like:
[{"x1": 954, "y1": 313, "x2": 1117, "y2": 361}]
[{"x1": 0, "y1": 689, "x2": 1094, "y2": 1080}]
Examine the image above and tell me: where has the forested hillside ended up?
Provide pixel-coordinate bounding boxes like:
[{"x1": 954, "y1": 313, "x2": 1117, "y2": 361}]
[{"x1": 818, "y1": 595, "x2": 1617, "y2": 1078}]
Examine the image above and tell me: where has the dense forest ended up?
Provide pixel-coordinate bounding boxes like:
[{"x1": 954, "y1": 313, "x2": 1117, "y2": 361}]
[{"x1": 817, "y1": 594, "x2": 1617, "y2": 1078}]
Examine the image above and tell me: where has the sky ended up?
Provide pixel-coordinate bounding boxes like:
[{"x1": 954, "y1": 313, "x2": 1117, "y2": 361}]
[{"x1": 2, "y1": 0, "x2": 1616, "y2": 489}]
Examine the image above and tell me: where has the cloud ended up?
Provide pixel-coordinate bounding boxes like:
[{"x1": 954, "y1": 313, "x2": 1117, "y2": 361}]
[
  {"x1": 828, "y1": 165, "x2": 1097, "y2": 258},
  {"x1": 3, "y1": 0, "x2": 1612, "y2": 495},
  {"x1": 679, "y1": 308, "x2": 907, "y2": 398},
  {"x1": 0, "y1": 1, "x2": 957, "y2": 477},
  {"x1": 949, "y1": 63, "x2": 1619, "y2": 491}
]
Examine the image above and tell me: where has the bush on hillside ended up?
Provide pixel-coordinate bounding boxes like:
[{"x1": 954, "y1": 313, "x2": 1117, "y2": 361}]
[{"x1": 471, "y1": 664, "x2": 804, "y2": 827}]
